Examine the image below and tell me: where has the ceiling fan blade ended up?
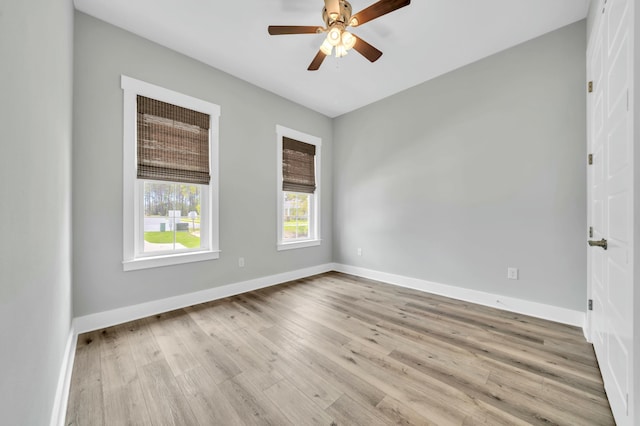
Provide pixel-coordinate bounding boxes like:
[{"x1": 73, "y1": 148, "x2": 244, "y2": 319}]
[
  {"x1": 350, "y1": 0, "x2": 411, "y2": 27},
  {"x1": 324, "y1": 0, "x2": 340, "y2": 18},
  {"x1": 268, "y1": 26, "x2": 322, "y2": 35},
  {"x1": 353, "y1": 36, "x2": 383, "y2": 62},
  {"x1": 308, "y1": 50, "x2": 327, "y2": 71}
]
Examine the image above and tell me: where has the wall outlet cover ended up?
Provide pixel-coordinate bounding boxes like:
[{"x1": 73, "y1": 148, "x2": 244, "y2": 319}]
[{"x1": 507, "y1": 267, "x2": 518, "y2": 280}]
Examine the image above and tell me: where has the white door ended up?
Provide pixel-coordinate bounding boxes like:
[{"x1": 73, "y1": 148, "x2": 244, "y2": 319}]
[{"x1": 587, "y1": 0, "x2": 634, "y2": 424}]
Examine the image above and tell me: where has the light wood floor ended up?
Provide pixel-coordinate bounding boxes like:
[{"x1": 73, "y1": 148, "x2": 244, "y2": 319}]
[{"x1": 65, "y1": 272, "x2": 614, "y2": 425}]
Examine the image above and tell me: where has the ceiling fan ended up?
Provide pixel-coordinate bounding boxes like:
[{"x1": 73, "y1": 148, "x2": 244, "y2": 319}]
[{"x1": 268, "y1": 0, "x2": 411, "y2": 71}]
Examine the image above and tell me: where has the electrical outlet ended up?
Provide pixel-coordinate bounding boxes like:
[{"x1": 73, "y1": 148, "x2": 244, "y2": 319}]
[
  {"x1": 507, "y1": 267, "x2": 518, "y2": 280},
  {"x1": 357, "y1": 248, "x2": 362, "y2": 256},
  {"x1": 238, "y1": 257, "x2": 245, "y2": 268}
]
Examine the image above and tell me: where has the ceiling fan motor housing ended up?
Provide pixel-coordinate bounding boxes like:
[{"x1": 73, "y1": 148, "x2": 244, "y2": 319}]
[{"x1": 323, "y1": 0, "x2": 353, "y2": 27}]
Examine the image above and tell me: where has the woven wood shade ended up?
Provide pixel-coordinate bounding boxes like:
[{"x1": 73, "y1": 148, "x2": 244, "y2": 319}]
[
  {"x1": 282, "y1": 137, "x2": 316, "y2": 193},
  {"x1": 137, "y1": 95, "x2": 210, "y2": 185}
]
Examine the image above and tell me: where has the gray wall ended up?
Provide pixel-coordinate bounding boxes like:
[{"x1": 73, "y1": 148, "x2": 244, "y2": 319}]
[
  {"x1": 0, "y1": 0, "x2": 74, "y2": 424},
  {"x1": 333, "y1": 21, "x2": 587, "y2": 311},
  {"x1": 73, "y1": 12, "x2": 332, "y2": 317}
]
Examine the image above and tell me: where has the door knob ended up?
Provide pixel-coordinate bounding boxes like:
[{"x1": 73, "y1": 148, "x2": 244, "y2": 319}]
[{"x1": 588, "y1": 239, "x2": 607, "y2": 250}]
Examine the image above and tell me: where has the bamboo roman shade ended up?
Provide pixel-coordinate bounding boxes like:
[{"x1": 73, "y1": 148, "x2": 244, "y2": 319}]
[
  {"x1": 282, "y1": 137, "x2": 316, "y2": 194},
  {"x1": 137, "y1": 95, "x2": 210, "y2": 185}
]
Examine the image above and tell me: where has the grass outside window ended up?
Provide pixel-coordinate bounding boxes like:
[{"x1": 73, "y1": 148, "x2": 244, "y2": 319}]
[{"x1": 144, "y1": 231, "x2": 201, "y2": 248}]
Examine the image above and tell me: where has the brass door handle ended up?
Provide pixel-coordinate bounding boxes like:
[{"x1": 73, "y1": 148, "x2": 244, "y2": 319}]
[{"x1": 588, "y1": 239, "x2": 608, "y2": 250}]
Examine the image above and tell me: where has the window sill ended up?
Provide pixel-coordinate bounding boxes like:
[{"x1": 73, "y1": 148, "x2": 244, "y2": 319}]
[
  {"x1": 123, "y1": 250, "x2": 220, "y2": 271},
  {"x1": 277, "y1": 239, "x2": 321, "y2": 251}
]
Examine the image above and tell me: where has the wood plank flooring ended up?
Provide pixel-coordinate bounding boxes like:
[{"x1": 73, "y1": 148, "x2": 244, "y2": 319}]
[{"x1": 65, "y1": 272, "x2": 614, "y2": 425}]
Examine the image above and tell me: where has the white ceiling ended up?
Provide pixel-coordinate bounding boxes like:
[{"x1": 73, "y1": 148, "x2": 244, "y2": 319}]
[{"x1": 73, "y1": 0, "x2": 589, "y2": 118}]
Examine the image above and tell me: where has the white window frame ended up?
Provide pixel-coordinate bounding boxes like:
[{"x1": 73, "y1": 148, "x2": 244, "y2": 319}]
[
  {"x1": 121, "y1": 75, "x2": 220, "y2": 271},
  {"x1": 276, "y1": 125, "x2": 321, "y2": 251}
]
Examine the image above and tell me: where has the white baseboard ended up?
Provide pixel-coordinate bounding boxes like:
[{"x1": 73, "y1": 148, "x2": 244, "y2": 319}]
[
  {"x1": 73, "y1": 263, "x2": 334, "y2": 334},
  {"x1": 55, "y1": 262, "x2": 586, "y2": 425},
  {"x1": 50, "y1": 324, "x2": 78, "y2": 426},
  {"x1": 73, "y1": 261, "x2": 585, "y2": 334},
  {"x1": 333, "y1": 263, "x2": 585, "y2": 328}
]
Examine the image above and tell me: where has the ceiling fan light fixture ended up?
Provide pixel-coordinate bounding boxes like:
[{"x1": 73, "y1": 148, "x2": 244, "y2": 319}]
[
  {"x1": 335, "y1": 44, "x2": 348, "y2": 58},
  {"x1": 320, "y1": 39, "x2": 334, "y2": 55},
  {"x1": 341, "y1": 31, "x2": 356, "y2": 50},
  {"x1": 327, "y1": 27, "x2": 342, "y2": 46}
]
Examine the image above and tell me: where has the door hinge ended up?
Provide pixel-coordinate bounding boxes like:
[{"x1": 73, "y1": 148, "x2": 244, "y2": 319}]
[
  {"x1": 589, "y1": 226, "x2": 593, "y2": 238},
  {"x1": 588, "y1": 154, "x2": 593, "y2": 165},
  {"x1": 588, "y1": 81, "x2": 593, "y2": 93},
  {"x1": 588, "y1": 299, "x2": 593, "y2": 311}
]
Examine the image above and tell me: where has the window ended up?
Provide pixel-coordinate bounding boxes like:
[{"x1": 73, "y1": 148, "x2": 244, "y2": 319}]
[
  {"x1": 276, "y1": 125, "x2": 321, "y2": 250},
  {"x1": 121, "y1": 76, "x2": 220, "y2": 271}
]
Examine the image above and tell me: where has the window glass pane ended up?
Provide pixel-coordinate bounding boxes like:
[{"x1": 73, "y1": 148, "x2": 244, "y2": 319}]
[
  {"x1": 283, "y1": 192, "x2": 310, "y2": 241},
  {"x1": 143, "y1": 181, "x2": 201, "y2": 252}
]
